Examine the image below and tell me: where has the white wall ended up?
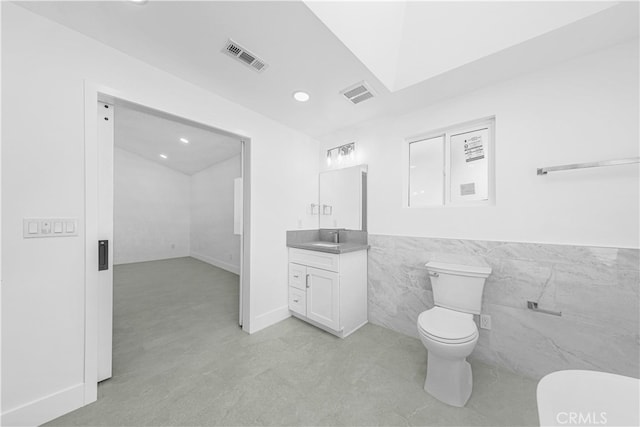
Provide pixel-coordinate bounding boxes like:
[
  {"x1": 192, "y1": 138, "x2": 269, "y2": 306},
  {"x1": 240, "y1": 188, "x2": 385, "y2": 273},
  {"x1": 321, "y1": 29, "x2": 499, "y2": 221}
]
[
  {"x1": 318, "y1": 39, "x2": 639, "y2": 249},
  {"x1": 115, "y1": 147, "x2": 241, "y2": 271},
  {"x1": 1, "y1": 3, "x2": 318, "y2": 425},
  {"x1": 114, "y1": 148, "x2": 191, "y2": 265},
  {"x1": 190, "y1": 155, "x2": 241, "y2": 274}
]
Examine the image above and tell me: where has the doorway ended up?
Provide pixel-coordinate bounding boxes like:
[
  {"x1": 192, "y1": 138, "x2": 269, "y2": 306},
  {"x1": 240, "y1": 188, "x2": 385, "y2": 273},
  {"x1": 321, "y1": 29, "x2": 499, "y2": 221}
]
[{"x1": 84, "y1": 85, "x2": 251, "y2": 398}]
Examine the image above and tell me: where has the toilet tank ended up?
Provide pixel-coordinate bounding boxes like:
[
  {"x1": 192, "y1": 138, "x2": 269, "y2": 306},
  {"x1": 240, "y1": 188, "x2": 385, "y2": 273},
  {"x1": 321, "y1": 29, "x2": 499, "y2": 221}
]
[{"x1": 426, "y1": 260, "x2": 492, "y2": 315}]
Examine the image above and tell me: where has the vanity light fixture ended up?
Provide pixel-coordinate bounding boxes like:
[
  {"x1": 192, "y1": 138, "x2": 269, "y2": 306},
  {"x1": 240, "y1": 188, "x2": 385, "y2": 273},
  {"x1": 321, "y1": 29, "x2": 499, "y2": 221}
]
[
  {"x1": 293, "y1": 91, "x2": 310, "y2": 102},
  {"x1": 159, "y1": 154, "x2": 168, "y2": 159},
  {"x1": 180, "y1": 137, "x2": 189, "y2": 144},
  {"x1": 326, "y1": 142, "x2": 355, "y2": 166}
]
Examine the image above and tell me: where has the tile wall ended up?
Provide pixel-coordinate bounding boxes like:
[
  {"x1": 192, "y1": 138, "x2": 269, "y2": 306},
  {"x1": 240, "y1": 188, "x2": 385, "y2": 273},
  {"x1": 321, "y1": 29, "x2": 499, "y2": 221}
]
[{"x1": 368, "y1": 235, "x2": 640, "y2": 379}]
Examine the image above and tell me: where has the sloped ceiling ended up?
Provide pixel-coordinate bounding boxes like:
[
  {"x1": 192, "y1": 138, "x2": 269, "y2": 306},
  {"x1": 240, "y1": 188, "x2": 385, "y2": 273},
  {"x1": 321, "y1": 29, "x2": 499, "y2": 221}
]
[
  {"x1": 115, "y1": 104, "x2": 241, "y2": 176},
  {"x1": 305, "y1": 1, "x2": 617, "y2": 92}
]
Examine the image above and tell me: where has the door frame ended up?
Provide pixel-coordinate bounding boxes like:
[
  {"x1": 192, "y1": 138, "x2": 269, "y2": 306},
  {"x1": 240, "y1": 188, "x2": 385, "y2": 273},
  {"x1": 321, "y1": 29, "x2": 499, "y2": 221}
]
[{"x1": 82, "y1": 80, "x2": 252, "y2": 404}]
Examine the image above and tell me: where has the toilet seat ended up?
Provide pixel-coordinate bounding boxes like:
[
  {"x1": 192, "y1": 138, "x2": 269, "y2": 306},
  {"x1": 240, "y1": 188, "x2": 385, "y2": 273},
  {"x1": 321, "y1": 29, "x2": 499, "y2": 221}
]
[{"x1": 418, "y1": 307, "x2": 478, "y2": 344}]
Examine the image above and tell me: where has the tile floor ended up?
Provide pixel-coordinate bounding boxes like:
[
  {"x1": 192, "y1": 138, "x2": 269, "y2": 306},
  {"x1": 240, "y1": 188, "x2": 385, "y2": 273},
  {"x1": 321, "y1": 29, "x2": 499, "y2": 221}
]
[{"x1": 46, "y1": 257, "x2": 539, "y2": 426}]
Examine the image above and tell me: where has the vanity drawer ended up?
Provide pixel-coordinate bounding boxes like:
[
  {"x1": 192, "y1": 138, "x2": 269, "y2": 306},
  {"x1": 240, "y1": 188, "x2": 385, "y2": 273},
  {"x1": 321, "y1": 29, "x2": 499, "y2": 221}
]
[
  {"x1": 289, "y1": 287, "x2": 306, "y2": 316},
  {"x1": 289, "y1": 248, "x2": 339, "y2": 273},
  {"x1": 289, "y1": 263, "x2": 307, "y2": 290}
]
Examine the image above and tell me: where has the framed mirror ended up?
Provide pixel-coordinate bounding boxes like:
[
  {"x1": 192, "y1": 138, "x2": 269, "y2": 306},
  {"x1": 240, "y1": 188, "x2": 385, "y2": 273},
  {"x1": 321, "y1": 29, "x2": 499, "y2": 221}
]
[{"x1": 319, "y1": 164, "x2": 367, "y2": 230}]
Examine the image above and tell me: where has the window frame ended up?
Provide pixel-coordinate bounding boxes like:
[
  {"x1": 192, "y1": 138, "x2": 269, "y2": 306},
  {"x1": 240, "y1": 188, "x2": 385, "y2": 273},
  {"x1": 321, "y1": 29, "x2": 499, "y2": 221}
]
[{"x1": 404, "y1": 117, "x2": 495, "y2": 208}]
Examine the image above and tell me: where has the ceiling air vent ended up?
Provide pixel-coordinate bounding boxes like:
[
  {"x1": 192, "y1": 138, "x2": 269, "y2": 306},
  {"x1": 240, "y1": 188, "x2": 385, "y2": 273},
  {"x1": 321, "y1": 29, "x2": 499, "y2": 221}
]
[
  {"x1": 340, "y1": 81, "x2": 375, "y2": 105},
  {"x1": 222, "y1": 39, "x2": 269, "y2": 73}
]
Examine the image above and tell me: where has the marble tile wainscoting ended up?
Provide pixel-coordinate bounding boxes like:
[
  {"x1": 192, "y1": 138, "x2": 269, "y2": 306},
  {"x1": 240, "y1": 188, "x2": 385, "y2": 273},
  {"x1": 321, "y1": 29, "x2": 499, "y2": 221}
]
[{"x1": 368, "y1": 235, "x2": 640, "y2": 380}]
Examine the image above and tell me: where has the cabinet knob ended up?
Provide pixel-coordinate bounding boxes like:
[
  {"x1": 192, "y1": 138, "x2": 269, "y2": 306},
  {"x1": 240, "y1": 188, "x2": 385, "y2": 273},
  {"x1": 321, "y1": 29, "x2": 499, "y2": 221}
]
[
  {"x1": 293, "y1": 299, "x2": 299, "y2": 303},
  {"x1": 293, "y1": 275, "x2": 299, "y2": 278},
  {"x1": 306, "y1": 274, "x2": 310, "y2": 288}
]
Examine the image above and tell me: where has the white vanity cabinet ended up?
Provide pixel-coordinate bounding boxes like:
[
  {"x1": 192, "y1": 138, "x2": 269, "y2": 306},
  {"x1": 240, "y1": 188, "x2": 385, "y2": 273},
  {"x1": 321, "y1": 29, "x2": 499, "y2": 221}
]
[{"x1": 288, "y1": 247, "x2": 367, "y2": 338}]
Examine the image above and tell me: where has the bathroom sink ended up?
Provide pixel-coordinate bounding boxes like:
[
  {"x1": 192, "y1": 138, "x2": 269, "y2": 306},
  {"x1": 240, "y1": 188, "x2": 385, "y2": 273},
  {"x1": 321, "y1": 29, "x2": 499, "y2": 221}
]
[{"x1": 310, "y1": 242, "x2": 340, "y2": 248}]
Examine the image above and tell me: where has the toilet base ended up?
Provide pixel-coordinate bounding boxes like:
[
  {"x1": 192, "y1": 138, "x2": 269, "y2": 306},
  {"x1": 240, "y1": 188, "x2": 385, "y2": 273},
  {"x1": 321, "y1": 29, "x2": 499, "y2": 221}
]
[{"x1": 424, "y1": 353, "x2": 473, "y2": 407}]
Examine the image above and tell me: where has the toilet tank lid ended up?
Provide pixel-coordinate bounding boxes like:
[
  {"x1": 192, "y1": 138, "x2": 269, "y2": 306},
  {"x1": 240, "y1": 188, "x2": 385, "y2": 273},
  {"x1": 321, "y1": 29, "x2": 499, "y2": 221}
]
[{"x1": 426, "y1": 261, "x2": 492, "y2": 277}]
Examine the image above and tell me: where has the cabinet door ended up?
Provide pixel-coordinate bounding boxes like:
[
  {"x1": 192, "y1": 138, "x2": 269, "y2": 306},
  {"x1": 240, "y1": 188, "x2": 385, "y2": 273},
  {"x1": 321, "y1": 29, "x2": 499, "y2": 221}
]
[{"x1": 306, "y1": 266, "x2": 340, "y2": 331}]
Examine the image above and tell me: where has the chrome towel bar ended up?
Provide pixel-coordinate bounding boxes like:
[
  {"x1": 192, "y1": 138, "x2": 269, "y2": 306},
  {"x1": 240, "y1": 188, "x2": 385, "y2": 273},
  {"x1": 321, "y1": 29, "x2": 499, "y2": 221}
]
[{"x1": 537, "y1": 157, "x2": 639, "y2": 175}]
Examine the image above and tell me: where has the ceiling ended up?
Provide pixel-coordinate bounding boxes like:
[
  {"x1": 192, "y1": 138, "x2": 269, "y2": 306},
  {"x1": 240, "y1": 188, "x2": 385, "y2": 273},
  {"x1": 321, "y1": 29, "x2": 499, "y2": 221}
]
[
  {"x1": 115, "y1": 103, "x2": 241, "y2": 176},
  {"x1": 17, "y1": 1, "x2": 639, "y2": 138},
  {"x1": 304, "y1": 1, "x2": 616, "y2": 92}
]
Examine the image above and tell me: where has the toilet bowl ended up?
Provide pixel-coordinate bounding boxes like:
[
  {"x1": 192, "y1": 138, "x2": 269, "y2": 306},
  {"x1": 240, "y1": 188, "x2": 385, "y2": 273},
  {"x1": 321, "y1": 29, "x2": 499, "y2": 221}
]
[
  {"x1": 418, "y1": 307, "x2": 479, "y2": 407},
  {"x1": 417, "y1": 259, "x2": 491, "y2": 407}
]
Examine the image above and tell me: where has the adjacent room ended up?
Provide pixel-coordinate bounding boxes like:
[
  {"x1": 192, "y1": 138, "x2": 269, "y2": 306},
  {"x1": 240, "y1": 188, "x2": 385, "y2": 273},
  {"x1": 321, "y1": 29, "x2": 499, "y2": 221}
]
[
  {"x1": 96, "y1": 102, "x2": 244, "y2": 384},
  {"x1": 112, "y1": 104, "x2": 242, "y2": 274},
  {"x1": 1, "y1": 1, "x2": 638, "y2": 427}
]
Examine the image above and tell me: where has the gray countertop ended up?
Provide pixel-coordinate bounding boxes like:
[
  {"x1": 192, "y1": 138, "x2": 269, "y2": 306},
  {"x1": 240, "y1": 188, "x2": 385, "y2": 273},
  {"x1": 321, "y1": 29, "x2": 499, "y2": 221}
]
[
  {"x1": 286, "y1": 229, "x2": 369, "y2": 254},
  {"x1": 287, "y1": 241, "x2": 370, "y2": 254}
]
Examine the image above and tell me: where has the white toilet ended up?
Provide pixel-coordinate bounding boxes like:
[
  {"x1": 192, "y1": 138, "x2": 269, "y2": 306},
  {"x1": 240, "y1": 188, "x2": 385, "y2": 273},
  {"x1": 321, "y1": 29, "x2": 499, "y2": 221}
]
[{"x1": 417, "y1": 260, "x2": 492, "y2": 407}]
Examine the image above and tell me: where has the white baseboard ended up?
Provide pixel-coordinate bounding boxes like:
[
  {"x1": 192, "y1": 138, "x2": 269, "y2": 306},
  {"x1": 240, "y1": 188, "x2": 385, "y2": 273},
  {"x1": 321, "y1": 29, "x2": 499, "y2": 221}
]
[
  {"x1": 249, "y1": 305, "x2": 291, "y2": 334},
  {"x1": 1, "y1": 383, "x2": 84, "y2": 427},
  {"x1": 113, "y1": 253, "x2": 190, "y2": 266},
  {"x1": 190, "y1": 252, "x2": 240, "y2": 275}
]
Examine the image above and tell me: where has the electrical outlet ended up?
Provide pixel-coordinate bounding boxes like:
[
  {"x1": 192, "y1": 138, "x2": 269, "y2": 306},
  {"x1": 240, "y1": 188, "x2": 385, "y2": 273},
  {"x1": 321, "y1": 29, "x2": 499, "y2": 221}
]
[{"x1": 480, "y1": 314, "x2": 492, "y2": 330}]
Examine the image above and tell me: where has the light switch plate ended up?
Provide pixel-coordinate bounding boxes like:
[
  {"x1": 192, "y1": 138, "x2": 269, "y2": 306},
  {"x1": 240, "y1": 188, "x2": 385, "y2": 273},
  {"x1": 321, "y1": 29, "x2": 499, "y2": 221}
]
[{"x1": 23, "y1": 218, "x2": 78, "y2": 238}]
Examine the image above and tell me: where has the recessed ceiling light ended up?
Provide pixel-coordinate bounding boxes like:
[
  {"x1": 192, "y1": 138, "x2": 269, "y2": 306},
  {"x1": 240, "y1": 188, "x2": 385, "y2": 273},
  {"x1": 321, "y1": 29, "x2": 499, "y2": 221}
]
[
  {"x1": 159, "y1": 154, "x2": 168, "y2": 159},
  {"x1": 180, "y1": 137, "x2": 189, "y2": 144},
  {"x1": 293, "y1": 91, "x2": 310, "y2": 102},
  {"x1": 128, "y1": 0, "x2": 148, "y2": 5}
]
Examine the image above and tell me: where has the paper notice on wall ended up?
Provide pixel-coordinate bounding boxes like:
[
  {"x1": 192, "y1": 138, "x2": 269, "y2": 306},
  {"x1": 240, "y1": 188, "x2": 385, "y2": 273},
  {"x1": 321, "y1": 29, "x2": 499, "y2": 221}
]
[{"x1": 464, "y1": 132, "x2": 485, "y2": 162}]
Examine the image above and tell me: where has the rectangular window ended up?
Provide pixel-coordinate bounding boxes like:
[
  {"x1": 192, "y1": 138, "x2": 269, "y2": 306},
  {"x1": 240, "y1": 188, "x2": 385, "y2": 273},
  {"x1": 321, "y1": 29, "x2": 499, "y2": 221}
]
[
  {"x1": 409, "y1": 135, "x2": 444, "y2": 207},
  {"x1": 407, "y1": 118, "x2": 494, "y2": 207}
]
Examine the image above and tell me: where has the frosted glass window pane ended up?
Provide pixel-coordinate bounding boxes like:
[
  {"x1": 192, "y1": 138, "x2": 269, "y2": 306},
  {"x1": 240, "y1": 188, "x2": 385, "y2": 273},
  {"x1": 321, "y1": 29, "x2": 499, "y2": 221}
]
[
  {"x1": 449, "y1": 128, "x2": 489, "y2": 202},
  {"x1": 409, "y1": 135, "x2": 444, "y2": 207}
]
